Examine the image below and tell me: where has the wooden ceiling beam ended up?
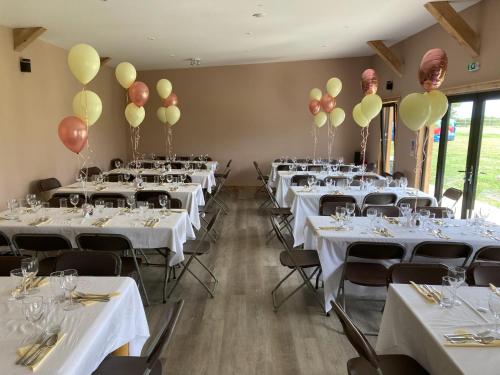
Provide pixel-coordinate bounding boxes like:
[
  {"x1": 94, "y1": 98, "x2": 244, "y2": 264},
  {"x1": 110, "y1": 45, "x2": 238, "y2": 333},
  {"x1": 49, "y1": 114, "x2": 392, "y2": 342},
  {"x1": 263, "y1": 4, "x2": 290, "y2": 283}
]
[
  {"x1": 100, "y1": 57, "x2": 111, "y2": 65},
  {"x1": 366, "y1": 40, "x2": 403, "y2": 77},
  {"x1": 13, "y1": 27, "x2": 47, "y2": 52},
  {"x1": 424, "y1": 1, "x2": 480, "y2": 57}
]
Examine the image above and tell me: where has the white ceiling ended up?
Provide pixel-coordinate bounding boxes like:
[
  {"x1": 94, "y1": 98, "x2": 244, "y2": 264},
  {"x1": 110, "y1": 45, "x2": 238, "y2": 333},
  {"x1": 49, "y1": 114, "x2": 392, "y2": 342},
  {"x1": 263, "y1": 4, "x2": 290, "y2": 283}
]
[{"x1": 0, "y1": 0, "x2": 479, "y2": 70}]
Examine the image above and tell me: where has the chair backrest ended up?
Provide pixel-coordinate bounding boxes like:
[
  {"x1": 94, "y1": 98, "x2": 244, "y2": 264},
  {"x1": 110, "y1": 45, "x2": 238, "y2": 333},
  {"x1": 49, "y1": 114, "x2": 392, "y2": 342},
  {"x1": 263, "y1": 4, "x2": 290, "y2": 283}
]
[
  {"x1": 50, "y1": 193, "x2": 86, "y2": 208},
  {"x1": 13, "y1": 234, "x2": 72, "y2": 253},
  {"x1": 416, "y1": 206, "x2": 452, "y2": 218},
  {"x1": 331, "y1": 300, "x2": 381, "y2": 370},
  {"x1": 410, "y1": 241, "x2": 473, "y2": 266},
  {"x1": 362, "y1": 192, "x2": 397, "y2": 206},
  {"x1": 107, "y1": 173, "x2": 133, "y2": 182},
  {"x1": 55, "y1": 251, "x2": 121, "y2": 276},
  {"x1": 38, "y1": 178, "x2": 62, "y2": 192},
  {"x1": 307, "y1": 165, "x2": 323, "y2": 172},
  {"x1": 170, "y1": 198, "x2": 182, "y2": 209},
  {"x1": 276, "y1": 164, "x2": 290, "y2": 171},
  {"x1": 443, "y1": 187, "x2": 462, "y2": 202},
  {"x1": 361, "y1": 205, "x2": 400, "y2": 217},
  {"x1": 170, "y1": 162, "x2": 183, "y2": 169},
  {"x1": 291, "y1": 174, "x2": 310, "y2": 186},
  {"x1": 110, "y1": 158, "x2": 123, "y2": 170},
  {"x1": 319, "y1": 195, "x2": 358, "y2": 216},
  {"x1": 76, "y1": 233, "x2": 132, "y2": 252},
  {"x1": 90, "y1": 193, "x2": 127, "y2": 207},
  {"x1": 270, "y1": 214, "x2": 294, "y2": 251},
  {"x1": 0, "y1": 256, "x2": 28, "y2": 276},
  {"x1": 135, "y1": 191, "x2": 172, "y2": 209},
  {"x1": 467, "y1": 262, "x2": 500, "y2": 287},
  {"x1": 472, "y1": 246, "x2": 500, "y2": 263},
  {"x1": 226, "y1": 159, "x2": 232, "y2": 169},
  {"x1": 397, "y1": 197, "x2": 433, "y2": 207},
  {"x1": 339, "y1": 165, "x2": 350, "y2": 172},
  {"x1": 347, "y1": 242, "x2": 405, "y2": 261},
  {"x1": 366, "y1": 162, "x2": 377, "y2": 173},
  {"x1": 146, "y1": 299, "x2": 184, "y2": 369},
  {"x1": 81, "y1": 166, "x2": 102, "y2": 178},
  {"x1": 0, "y1": 231, "x2": 11, "y2": 247},
  {"x1": 353, "y1": 174, "x2": 380, "y2": 181},
  {"x1": 393, "y1": 171, "x2": 405, "y2": 179},
  {"x1": 387, "y1": 263, "x2": 450, "y2": 285}
]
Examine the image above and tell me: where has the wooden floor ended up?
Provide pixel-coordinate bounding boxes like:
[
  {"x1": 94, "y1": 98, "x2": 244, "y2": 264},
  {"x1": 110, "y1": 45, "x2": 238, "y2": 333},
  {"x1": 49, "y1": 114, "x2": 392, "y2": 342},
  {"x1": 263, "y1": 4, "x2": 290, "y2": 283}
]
[{"x1": 142, "y1": 187, "x2": 381, "y2": 375}]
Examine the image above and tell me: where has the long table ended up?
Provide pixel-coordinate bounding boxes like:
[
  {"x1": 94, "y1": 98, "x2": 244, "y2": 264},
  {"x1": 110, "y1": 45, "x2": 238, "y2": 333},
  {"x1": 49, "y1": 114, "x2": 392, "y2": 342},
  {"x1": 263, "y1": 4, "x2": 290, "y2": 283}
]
[
  {"x1": 0, "y1": 276, "x2": 149, "y2": 375},
  {"x1": 303, "y1": 216, "x2": 500, "y2": 311},
  {"x1": 377, "y1": 284, "x2": 500, "y2": 375},
  {"x1": 138, "y1": 159, "x2": 218, "y2": 172}
]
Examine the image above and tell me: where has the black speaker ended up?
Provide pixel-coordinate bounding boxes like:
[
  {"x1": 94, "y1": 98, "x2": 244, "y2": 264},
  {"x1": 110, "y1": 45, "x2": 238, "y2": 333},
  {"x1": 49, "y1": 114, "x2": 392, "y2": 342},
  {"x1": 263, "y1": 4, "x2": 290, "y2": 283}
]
[
  {"x1": 20, "y1": 58, "x2": 31, "y2": 72},
  {"x1": 354, "y1": 151, "x2": 361, "y2": 165},
  {"x1": 386, "y1": 80, "x2": 393, "y2": 90}
]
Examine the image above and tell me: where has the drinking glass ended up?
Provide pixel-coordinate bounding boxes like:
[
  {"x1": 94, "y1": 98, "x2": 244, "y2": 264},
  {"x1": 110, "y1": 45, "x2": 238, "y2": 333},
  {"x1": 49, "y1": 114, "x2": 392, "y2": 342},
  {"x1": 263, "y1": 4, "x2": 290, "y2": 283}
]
[
  {"x1": 488, "y1": 292, "x2": 500, "y2": 337},
  {"x1": 335, "y1": 206, "x2": 347, "y2": 224},
  {"x1": 332, "y1": 164, "x2": 339, "y2": 173},
  {"x1": 69, "y1": 194, "x2": 79, "y2": 209},
  {"x1": 288, "y1": 164, "x2": 294, "y2": 172},
  {"x1": 114, "y1": 160, "x2": 122, "y2": 169},
  {"x1": 325, "y1": 177, "x2": 333, "y2": 187},
  {"x1": 400, "y1": 177, "x2": 408, "y2": 190},
  {"x1": 367, "y1": 207, "x2": 378, "y2": 228},
  {"x1": 117, "y1": 199, "x2": 126, "y2": 209},
  {"x1": 346, "y1": 176, "x2": 353, "y2": 188},
  {"x1": 448, "y1": 266, "x2": 466, "y2": 305},
  {"x1": 419, "y1": 209, "x2": 430, "y2": 230},
  {"x1": 440, "y1": 276, "x2": 456, "y2": 308},
  {"x1": 94, "y1": 200, "x2": 105, "y2": 215},
  {"x1": 159, "y1": 173, "x2": 166, "y2": 185},
  {"x1": 26, "y1": 194, "x2": 37, "y2": 209},
  {"x1": 49, "y1": 271, "x2": 65, "y2": 302},
  {"x1": 10, "y1": 268, "x2": 26, "y2": 300},
  {"x1": 154, "y1": 175, "x2": 160, "y2": 184},
  {"x1": 8, "y1": 198, "x2": 19, "y2": 213},
  {"x1": 444, "y1": 209, "x2": 455, "y2": 226},
  {"x1": 300, "y1": 164, "x2": 307, "y2": 172},
  {"x1": 126, "y1": 196, "x2": 136, "y2": 210},
  {"x1": 123, "y1": 172, "x2": 131, "y2": 182},
  {"x1": 62, "y1": 269, "x2": 79, "y2": 311},
  {"x1": 43, "y1": 296, "x2": 64, "y2": 334},
  {"x1": 166, "y1": 174, "x2": 173, "y2": 184},
  {"x1": 306, "y1": 176, "x2": 315, "y2": 188},
  {"x1": 346, "y1": 203, "x2": 355, "y2": 218},
  {"x1": 21, "y1": 257, "x2": 39, "y2": 295},
  {"x1": 159, "y1": 195, "x2": 168, "y2": 212},
  {"x1": 180, "y1": 174, "x2": 187, "y2": 184},
  {"x1": 59, "y1": 198, "x2": 68, "y2": 208},
  {"x1": 22, "y1": 296, "x2": 45, "y2": 329},
  {"x1": 386, "y1": 176, "x2": 393, "y2": 188},
  {"x1": 137, "y1": 201, "x2": 148, "y2": 220}
]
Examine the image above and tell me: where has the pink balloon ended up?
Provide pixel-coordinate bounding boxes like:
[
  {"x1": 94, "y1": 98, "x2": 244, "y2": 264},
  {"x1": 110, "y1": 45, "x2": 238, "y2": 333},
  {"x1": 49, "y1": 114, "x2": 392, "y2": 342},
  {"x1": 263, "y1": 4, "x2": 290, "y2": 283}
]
[
  {"x1": 58, "y1": 116, "x2": 88, "y2": 154},
  {"x1": 128, "y1": 81, "x2": 149, "y2": 106},
  {"x1": 163, "y1": 93, "x2": 178, "y2": 107}
]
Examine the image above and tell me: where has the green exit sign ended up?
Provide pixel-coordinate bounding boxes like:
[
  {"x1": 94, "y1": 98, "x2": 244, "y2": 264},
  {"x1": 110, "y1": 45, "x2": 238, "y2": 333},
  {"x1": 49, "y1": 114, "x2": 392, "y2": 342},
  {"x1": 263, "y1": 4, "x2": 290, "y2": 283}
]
[{"x1": 467, "y1": 62, "x2": 480, "y2": 72}]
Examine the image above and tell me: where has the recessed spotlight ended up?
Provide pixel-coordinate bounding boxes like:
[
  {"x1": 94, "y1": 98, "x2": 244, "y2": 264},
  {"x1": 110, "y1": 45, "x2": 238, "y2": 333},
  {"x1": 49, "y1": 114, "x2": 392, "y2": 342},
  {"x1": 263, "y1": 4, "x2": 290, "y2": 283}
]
[
  {"x1": 245, "y1": 32, "x2": 252, "y2": 36},
  {"x1": 252, "y1": 12, "x2": 266, "y2": 18},
  {"x1": 146, "y1": 36, "x2": 156, "y2": 41}
]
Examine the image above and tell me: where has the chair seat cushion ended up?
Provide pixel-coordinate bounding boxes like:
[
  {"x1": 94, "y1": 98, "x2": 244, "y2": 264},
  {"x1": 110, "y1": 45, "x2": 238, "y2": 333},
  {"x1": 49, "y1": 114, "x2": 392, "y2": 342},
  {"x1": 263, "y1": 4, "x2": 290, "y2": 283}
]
[
  {"x1": 344, "y1": 262, "x2": 389, "y2": 286},
  {"x1": 280, "y1": 250, "x2": 320, "y2": 268},
  {"x1": 183, "y1": 240, "x2": 210, "y2": 255},
  {"x1": 347, "y1": 355, "x2": 429, "y2": 375},
  {"x1": 92, "y1": 356, "x2": 162, "y2": 375}
]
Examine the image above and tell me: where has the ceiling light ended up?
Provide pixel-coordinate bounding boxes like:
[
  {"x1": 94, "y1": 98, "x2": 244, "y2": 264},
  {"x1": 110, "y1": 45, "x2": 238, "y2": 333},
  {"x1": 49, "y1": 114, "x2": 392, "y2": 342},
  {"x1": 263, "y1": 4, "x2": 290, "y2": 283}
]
[
  {"x1": 245, "y1": 32, "x2": 252, "y2": 36},
  {"x1": 252, "y1": 12, "x2": 266, "y2": 18}
]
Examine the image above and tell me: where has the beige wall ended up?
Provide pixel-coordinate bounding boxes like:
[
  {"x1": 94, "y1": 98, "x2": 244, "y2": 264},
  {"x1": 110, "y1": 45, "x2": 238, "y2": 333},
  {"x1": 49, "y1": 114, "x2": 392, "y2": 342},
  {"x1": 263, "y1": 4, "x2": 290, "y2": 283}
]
[
  {"x1": 0, "y1": 26, "x2": 128, "y2": 207},
  {"x1": 367, "y1": 0, "x2": 500, "y2": 183},
  {"x1": 139, "y1": 57, "x2": 371, "y2": 186}
]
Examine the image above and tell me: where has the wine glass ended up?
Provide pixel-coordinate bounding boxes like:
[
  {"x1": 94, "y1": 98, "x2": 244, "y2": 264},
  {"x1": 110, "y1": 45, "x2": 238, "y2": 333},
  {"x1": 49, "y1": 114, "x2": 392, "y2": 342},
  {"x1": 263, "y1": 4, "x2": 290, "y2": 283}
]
[
  {"x1": 346, "y1": 176, "x2": 353, "y2": 188},
  {"x1": 123, "y1": 172, "x2": 131, "y2": 183},
  {"x1": 159, "y1": 195, "x2": 169, "y2": 213},
  {"x1": 306, "y1": 176, "x2": 315, "y2": 188},
  {"x1": 166, "y1": 174, "x2": 173, "y2": 184},
  {"x1": 62, "y1": 269, "x2": 79, "y2": 311},
  {"x1": 419, "y1": 209, "x2": 430, "y2": 230},
  {"x1": 331, "y1": 164, "x2": 339, "y2": 173},
  {"x1": 325, "y1": 177, "x2": 333, "y2": 187},
  {"x1": 400, "y1": 177, "x2": 408, "y2": 190},
  {"x1": 126, "y1": 196, "x2": 136, "y2": 210},
  {"x1": 114, "y1": 160, "x2": 122, "y2": 169},
  {"x1": 346, "y1": 203, "x2": 356, "y2": 218},
  {"x1": 180, "y1": 173, "x2": 187, "y2": 184},
  {"x1": 444, "y1": 209, "x2": 455, "y2": 226},
  {"x1": 26, "y1": 194, "x2": 37, "y2": 209},
  {"x1": 300, "y1": 164, "x2": 307, "y2": 172},
  {"x1": 335, "y1": 206, "x2": 347, "y2": 224},
  {"x1": 22, "y1": 296, "x2": 45, "y2": 329},
  {"x1": 69, "y1": 194, "x2": 79, "y2": 209},
  {"x1": 386, "y1": 176, "x2": 393, "y2": 188}
]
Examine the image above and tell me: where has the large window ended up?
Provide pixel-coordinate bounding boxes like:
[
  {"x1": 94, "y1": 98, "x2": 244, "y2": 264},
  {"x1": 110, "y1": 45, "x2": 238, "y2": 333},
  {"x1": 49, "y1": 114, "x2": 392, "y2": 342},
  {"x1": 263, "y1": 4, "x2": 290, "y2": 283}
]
[{"x1": 379, "y1": 103, "x2": 397, "y2": 175}]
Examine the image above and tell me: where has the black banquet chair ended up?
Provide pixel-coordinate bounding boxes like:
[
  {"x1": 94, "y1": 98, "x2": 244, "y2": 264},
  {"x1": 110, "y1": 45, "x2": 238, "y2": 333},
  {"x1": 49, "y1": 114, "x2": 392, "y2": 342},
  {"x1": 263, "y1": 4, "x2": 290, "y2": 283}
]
[
  {"x1": 0, "y1": 256, "x2": 28, "y2": 276},
  {"x1": 387, "y1": 263, "x2": 450, "y2": 285},
  {"x1": 55, "y1": 251, "x2": 122, "y2": 276}
]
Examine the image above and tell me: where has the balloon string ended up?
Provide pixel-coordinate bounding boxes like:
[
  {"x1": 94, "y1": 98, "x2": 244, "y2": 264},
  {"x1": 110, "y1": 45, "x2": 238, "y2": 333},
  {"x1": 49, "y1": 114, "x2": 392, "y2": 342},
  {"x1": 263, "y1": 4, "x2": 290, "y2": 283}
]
[
  {"x1": 311, "y1": 123, "x2": 318, "y2": 160},
  {"x1": 327, "y1": 120, "x2": 332, "y2": 162},
  {"x1": 412, "y1": 129, "x2": 428, "y2": 212},
  {"x1": 360, "y1": 126, "x2": 369, "y2": 179},
  {"x1": 167, "y1": 125, "x2": 173, "y2": 158}
]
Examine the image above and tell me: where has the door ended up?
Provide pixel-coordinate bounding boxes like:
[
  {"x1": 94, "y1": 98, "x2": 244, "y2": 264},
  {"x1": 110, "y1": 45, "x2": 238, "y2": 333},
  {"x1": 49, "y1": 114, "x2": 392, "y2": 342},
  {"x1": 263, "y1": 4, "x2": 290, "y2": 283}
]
[{"x1": 430, "y1": 91, "x2": 500, "y2": 220}]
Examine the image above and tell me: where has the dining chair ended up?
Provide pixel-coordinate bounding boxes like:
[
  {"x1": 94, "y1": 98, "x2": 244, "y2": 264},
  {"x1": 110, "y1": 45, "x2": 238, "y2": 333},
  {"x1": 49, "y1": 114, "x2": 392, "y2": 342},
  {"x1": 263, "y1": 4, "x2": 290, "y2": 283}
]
[
  {"x1": 392, "y1": 171, "x2": 406, "y2": 179},
  {"x1": 276, "y1": 164, "x2": 290, "y2": 171},
  {"x1": 170, "y1": 162, "x2": 183, "y2": 169},
  {"x1": 409, "y1": 241, "x2": 473, "y2": 267},
  {"x1": 439, "y1": 187, "x2": 462, "y2": 209},
  {"x1": 55, "y1": 251, "x2": 121, "y2": 276},
  {"x1": 467, "y1": 262, "x2": 500, "y2": 287},
  {"x1": 307, "y1": 165, "x2": 323, "y2": 172},
  {"x1": 75, "y1": 233, "x2": 149, "y2": 305},
  {"x1": 361, "y1": 205, "x2": 400, "y2": 217},
  {"x1": 215, "y1": 159, "x2": 232, "y2": 180},
  {"x1": 470, "y1": 246, "x2": 500, "y2": 263},
  {"x1": 110, "y1": 158, "x2": 124, "y2": 170},
  {"x1": 290, "y1": 174, "x2": 310, "y2": 186},
  {"x1": 49, "y1": 193, "x2": 87, "y2": 208},
  {"x1": 166, "y1": 210, "x2": 221, "y2": 300},
  {"x1": 38, "y1": 178, "x2": 62, "y2": 192},
  {"x1": 387, "y1": 263, "x2": 450, "y2": 285},
  {"x1": 0, "y1": 231, "x2": 16, "y2": 255},
  {"x1": 362, "y1": 192, "x2": 397, "y2": 207},
  {"x1": 261, "y1": 181, "x2": 294, "y2": 242},
  {"x1": 337, "y1": 242, "x2": 405, "y2": 310},
  {"x1": 141, "y1": 162, "x2": 154, "y2": 169},
  {"x1": 353, "y1": 175, "x2": 380, "y2": 182},
  {"x1": 80, "y1": 166, "x2": 102, "y2": 179},
  {"x1": 253, "y1": 161, "x2": 271, "y2": 204},
  {"x1": 397, "y1": 197, "x2": 433, "y2": 208},
  {"x1": 331, "y1": 300, "x2": 430, "y2": 375},
  {"x1": 205, "y1": 170, "x2": 230, "y2": 214},
  {"x1": 270, "y1": 214, "x2": 325, "y2": 313},
  {"x1": 12, "y1": 234, "x2": 73, "y2": 276},
  {"x1": 339, "y1": 165, "x2": 351, "y2": 172},
  {"x1": 90, "y1": 193, "x2": 128, "y2": 207},
  {"x1": 416, "y1": 206, "x2": 453, "y2": 218},
  {"x1": 319, "y1": 195, "x2": 360, "y2": 216},
  {"x1": 107, "y1": 173, "x2": 133, "y2": 182},
  {"x1": 92, "y1": 299, "x2": 184, "y2": 375},
  {"x1": 0, "y1": 256, "x2": 28, "y2": 276},
  {"x1": 135, "y1": 191, "x2": 173, "y2": 209}
]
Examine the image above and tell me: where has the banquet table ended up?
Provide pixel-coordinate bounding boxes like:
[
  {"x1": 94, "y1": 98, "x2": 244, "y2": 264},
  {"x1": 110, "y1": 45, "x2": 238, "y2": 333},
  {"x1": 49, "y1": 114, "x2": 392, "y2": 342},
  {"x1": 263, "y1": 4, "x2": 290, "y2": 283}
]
[
  {"x1": 288, "y1": 185, "x2": 437, "y2": 246},
  {"x1": 377, "y1": 284, "x2": 500, "y2": 375},
  {"x1": 138, "y1": 159, "x2": 218, "y2": 172},
  {"x1": 105, "y1": 168, "x2": 217, "y2": 193},
  {"x1": 0, "y1": 207, "x2": 195, "y2": 266},
  {"x1": 272, "y1": 170, "x2": 384, "y2": 208},
  {"x1": 0, "y1": 276, "x2": 149, "y2": 375},
  {"x1": 268, "y1": 162, "x2": 355, "y2": 185},
  {"x1": 54, "y1": 181, "x2": 204, "y2": 229},
  {"x1": 303, "y1": 216, "x2": 500, "y2": 311}
]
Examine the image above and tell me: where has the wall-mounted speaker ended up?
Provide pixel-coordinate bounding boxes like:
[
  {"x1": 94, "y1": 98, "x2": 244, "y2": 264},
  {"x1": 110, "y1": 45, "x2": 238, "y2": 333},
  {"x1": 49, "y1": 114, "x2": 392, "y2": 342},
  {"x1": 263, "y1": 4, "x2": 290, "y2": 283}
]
[
  {"x1": 20, "y1": 58, "x2": 31, "y2": 73},
  {"x1": 386, "y1": 80, "x2": 393, "y2": 91}
]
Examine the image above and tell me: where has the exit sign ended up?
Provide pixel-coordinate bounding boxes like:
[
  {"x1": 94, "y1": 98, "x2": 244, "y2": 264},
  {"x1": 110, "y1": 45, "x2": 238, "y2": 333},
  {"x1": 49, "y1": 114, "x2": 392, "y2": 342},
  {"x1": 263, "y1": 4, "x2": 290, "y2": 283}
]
[{"x1": 467, "y1": 62, "x2": 480, "y2": 72}]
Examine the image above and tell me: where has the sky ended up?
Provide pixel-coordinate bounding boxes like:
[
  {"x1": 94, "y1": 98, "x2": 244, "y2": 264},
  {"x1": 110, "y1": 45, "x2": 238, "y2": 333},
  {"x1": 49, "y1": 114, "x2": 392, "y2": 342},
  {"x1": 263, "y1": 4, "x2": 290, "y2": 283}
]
[{"x1": 453, "y1": 99, "x2": 500, "y2": 118}]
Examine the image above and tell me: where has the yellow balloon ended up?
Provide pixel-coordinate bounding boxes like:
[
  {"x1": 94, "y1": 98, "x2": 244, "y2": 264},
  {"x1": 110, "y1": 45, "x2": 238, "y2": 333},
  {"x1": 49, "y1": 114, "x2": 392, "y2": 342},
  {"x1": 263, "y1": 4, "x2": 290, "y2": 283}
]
[
  {"x1": 399, "y1": 93, "x2": 431, "y2": 131},
  {"x1": 314, "y1": 112, "x2": 327, "y2": 128},
  {"x1": 156, "y1": 107, "x2": 168, "y2": 124},
  {"x1": 361, "y1": 94, "x2": 382, "y2": 120},
  {"x1": 309, "y1": 88, "x2": 322, "y2": 101},
  {"x1": 115, "y1": 62, "x2": 136, "y2": 89},
  {"x1": 329, "y1": 107, "x2": 345, "y2": 128},
  {"x1": 353, "y1": 103, "x2": 369, "y2": 128},
  {"x1": 67, "y1": 44, "x2": 100, "y2": 85},
  {"x1": 326, "y1": 77, "x2": 342, "y2": 97},
  {"x1": 165, "y1": 105, "x2": 181, "y2": 126},
  {"x1": 157, "y1": 79, "x2": 172, "y2": 99},
  {"x1": 72, "y1": 90, "x2": 102, "y2": 126},
  {"x1": 125, "y1": 103, "x2": 145, "y2": 128},
  {"x1": 425, "y1": 90, "x2": 449, "y2": 126}
]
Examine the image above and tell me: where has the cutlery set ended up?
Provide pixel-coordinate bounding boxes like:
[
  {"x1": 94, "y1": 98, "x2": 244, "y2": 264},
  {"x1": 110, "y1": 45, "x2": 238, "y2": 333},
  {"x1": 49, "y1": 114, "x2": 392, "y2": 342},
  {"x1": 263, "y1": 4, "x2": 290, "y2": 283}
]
[
  {"x1": 444, "y1": 332, "x2": 495, "y2": 345},
  {"x1": 16, "y1": 332, "x2": 60, "y2": 368},
  {"x1": 372, "y1": 227, "x2": 394, "y2": 237},
  {"x1": 410, "y1": 281, "x2": 441, "y2": 303},
  {"x1": 29, "y1": 217, "x2": 52, "y2": 227},
  {"x1": 144, "y1": 218, "x2": 159, "y2": 228},
  {"x1": 430, "y1": 228, "x2": 451, "y2": 240},
  {"x1": 92, "y1": 217, "x2": 111, "y2": 227}
]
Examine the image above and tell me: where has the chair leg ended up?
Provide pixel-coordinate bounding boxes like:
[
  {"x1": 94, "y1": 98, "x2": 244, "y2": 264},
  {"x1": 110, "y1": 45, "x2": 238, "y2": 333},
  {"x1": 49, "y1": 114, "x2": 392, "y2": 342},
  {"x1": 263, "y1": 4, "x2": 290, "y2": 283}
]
[
  {"x1": 131, "y1": 249, "x2": 150, "y2": 306},
  {"x1": 184, "y1": 264, "x2": 218, "y2": 298},
  {"x1": 163, "y1": 261, "x2": 170, "y2": 303},
  {"x1": 315, "y1": 269, "x2": 322, "y2": 289},
  {"x1": 137, "y1": 249, "x2": 151, "y2": 265},
  {"x1": 166, "y1": 257, "x2": 195, "y2": 298}
]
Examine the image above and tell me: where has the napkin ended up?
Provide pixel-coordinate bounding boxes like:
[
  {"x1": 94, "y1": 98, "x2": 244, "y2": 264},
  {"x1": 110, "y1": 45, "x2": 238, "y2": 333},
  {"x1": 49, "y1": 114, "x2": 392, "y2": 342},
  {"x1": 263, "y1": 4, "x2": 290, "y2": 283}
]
[
  {"x1": 17, "y1": 334, "x2": 65, "y2": 371},
  {"x1": 443, "y1": 340, "x2": 500, "y2": 347},
  {"x1": 95, "y1": 186, "x2": 108, "y2": 192},
  {"x1": 74, "y1": 291, "x2": 120, "y2": 307},
  {"x1": 92, "y1": 218, "x2": 111, "y2": 227},
  {"x1": 29, "y1": 218, "x2": 52, "y2": 227},
  {"x1": 317, "y1": 226, "x2": 349, "y2": 231},
  {"x1": 410, "y1": 281, "x2": 438, "y2": 303}
]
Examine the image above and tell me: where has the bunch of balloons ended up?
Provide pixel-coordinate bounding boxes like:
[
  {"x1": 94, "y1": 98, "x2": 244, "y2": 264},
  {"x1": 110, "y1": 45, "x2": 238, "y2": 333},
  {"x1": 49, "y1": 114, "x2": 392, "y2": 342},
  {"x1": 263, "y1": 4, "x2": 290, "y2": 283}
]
[
  {"x1": 58, "y1": 44, "x2": 102, "y2": 154},
  {"x1": 308, "y1": 77, "x2": 344, "y2": 128},
  {"x1": 352, "y1": 69, "x2": 383, "y2": 128},
  {"x1": 115, "y1": 62, "x2": 149, "y2": 127},
  {"x1": 399, "y1": 48, "x2": 449, "y2": 132},
  {"x1": 156, "y1": 79, "x2": 181, "y2": 126}
]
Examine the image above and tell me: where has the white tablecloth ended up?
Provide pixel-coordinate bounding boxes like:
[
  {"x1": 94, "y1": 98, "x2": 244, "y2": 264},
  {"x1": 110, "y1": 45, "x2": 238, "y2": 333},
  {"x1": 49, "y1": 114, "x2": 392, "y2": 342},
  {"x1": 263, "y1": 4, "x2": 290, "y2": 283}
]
[
  {"x1": 138, "y1": 159, "x2": 219, "y2": 172},
  {"x1": 0, "y1": 276, "x2": 149, "y2": 375},
  {"x1": 55, "y1": 181, "x2": 204, "y2": 229},
  {"x1": 303, "y1": 216, "x2": 500, "y2": 311},
  {"x1": 377, "y1": 284, "x2": 500, "y2": 375},
  {"x1": 289, "y1": 186, "x2": 437, "y2": 246},
  {"x1": 106, "y1": 168, "x2": 217, "y2": 193},
  {"x1": 0, "y1": 208, "x2": 195, "y2": 266},
  {"x1": 269, "y1": 162, "x2": 353, "y2": 185}
]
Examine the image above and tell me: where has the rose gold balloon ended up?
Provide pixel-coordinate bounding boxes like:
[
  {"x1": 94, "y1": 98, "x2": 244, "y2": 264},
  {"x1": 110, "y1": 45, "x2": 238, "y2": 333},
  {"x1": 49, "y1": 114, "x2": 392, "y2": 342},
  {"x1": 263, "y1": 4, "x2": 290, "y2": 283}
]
[
  {"x1": 361, "y1": 69, "x2": 378, "y2": 95},
  {"x1": 419, "y1": 48, "x2": 448, "y2": 92},
  {"x1": 58, "y1": 116, "x2": 88, "y2": 154},
  {"x1": 320, "y1": 93, "x2": 335, "y2": 113},
  {"x1": 128, "y1": 81, "x2": 149, "y2": 106},
  {"x1": 309, "y1": 99, "x2": 321, "y2": 115},
  {"x1": 163, "y1": 93, "x2": 178, "y2": 107}
]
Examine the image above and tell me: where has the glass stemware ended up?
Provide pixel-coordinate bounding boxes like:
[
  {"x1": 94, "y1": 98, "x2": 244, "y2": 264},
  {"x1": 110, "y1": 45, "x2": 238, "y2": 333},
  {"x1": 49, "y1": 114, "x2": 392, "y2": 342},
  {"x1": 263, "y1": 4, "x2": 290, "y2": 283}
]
[
  {"x1": 345, "y1": 203, "x2": 355, "y2": 218},
  {"x1": 49, "y1": 271, "x2": 65, "y2": 302},
  {"x1": 325, "y1": 177, "x2": 333, "y2": 187},
  {"x1": 306, "y1": 176, "x2": 316, "y2": 189},
  {"x1": 10, "y1": 268, "x2": 26, "y2": 300},
  {"x1": 62, "y1": 269, "x2": 79, "y2": 311},
  {"x1": 22, "y1": 296, "x2": 45, "y2": 329},
  {"x1": 26, "y1": 194, "x2": 37, "y2": 209},
  {"x1": 400, "y1": 177, "x2": 408, "y2": 190},
  {"x1": 21, "y1": 257, "x2": 39, "y2": 295},
  {"x1": 69, "y1": 194, "x2": 79, "y2": 209},
  {"x1": 126, "y1": 196, "x2": 136, "y2": 210},
  {"x1": 159, "y1": 195, "x2": 169, "y2": 213}
]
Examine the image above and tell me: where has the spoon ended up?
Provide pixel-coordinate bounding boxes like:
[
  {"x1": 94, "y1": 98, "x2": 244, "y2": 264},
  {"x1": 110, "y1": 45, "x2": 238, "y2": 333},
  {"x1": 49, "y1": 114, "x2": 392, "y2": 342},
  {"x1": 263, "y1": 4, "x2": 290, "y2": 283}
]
[{"x1": 23, "y1": 333, "x2": 58, "y2": 366}]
